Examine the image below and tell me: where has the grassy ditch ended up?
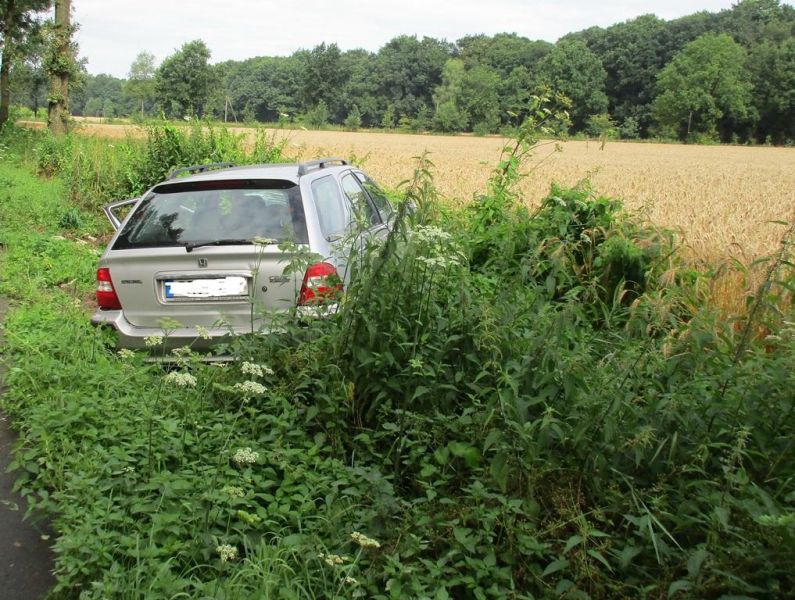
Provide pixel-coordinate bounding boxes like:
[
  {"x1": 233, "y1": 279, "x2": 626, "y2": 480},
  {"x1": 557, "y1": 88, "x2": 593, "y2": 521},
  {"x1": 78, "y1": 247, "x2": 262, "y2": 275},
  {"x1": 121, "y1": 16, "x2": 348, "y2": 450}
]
[{"x1": 0, "y1": 116, "x2": 793, "y2": 599}]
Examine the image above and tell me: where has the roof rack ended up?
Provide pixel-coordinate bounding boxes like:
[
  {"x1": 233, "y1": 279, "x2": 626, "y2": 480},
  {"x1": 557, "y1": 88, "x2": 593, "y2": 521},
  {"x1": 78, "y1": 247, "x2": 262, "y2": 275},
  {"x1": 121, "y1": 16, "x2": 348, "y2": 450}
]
[
  {"x1": 168, "y1": 162, "x2": 236, "y2": 180},
  {"x1": 297, "y1": 157, "x2": 348, "y2": 177}
]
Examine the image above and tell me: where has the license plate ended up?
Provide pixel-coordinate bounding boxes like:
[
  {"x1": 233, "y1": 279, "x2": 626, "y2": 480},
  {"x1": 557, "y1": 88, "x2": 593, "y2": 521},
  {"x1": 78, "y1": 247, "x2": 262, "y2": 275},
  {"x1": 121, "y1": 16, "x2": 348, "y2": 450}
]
[{"x1": 164, "y1": 276, "x2": 247, "y2": 299}]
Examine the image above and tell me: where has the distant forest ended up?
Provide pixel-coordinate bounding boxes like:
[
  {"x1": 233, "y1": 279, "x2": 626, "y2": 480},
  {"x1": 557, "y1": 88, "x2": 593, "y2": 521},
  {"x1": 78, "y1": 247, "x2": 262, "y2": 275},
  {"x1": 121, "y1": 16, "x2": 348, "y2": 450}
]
[{"x1": 9, "y1": 0, "x2": 795, "y2": 143}]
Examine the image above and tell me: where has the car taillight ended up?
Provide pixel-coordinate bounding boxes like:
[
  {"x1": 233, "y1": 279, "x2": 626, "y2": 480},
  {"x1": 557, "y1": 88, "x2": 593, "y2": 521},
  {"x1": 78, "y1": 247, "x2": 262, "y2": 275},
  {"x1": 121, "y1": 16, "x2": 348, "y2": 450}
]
[
  {"x1": 96, "y1": 267, "x2": 122, "y2": 310},
  {"x1": 297, "y1": 262, "x2": 343, "y2": 306}
]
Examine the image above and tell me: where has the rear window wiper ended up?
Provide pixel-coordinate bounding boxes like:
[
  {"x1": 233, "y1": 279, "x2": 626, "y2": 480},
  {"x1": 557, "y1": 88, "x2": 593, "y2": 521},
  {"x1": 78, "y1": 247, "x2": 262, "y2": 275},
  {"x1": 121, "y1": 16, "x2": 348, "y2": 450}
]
[{"x1": 184, "y1": 239, "x2": 252, "y2": 252}]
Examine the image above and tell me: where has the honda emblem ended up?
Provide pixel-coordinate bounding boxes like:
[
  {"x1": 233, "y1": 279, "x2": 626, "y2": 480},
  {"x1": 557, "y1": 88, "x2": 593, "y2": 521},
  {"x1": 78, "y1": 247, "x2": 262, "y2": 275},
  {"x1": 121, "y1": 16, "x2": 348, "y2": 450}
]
[{"x1": 198, "y1": 258, "x2": 208, "y2": 268}]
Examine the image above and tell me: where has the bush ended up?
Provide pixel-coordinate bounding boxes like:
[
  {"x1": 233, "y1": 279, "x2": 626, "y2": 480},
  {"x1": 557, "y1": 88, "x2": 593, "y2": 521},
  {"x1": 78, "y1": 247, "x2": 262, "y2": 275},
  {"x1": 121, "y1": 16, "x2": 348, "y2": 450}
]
[
  {"x1": 619, "y1": 116, "x2": 640, "y2": 139},
  {"x1": 433, "y1": 100, "x2": 467, "y2": 133},
  {"x1": 303, "y1": 101, "x2": 329, "y2": 128},
  {"x1": 25, "y1": 121, "x2": 289, "y2": 212},
  {"x1": 586, "y1": 113, "x2": 618, "y2": 139},
  {"x1": 344, "y1": 105, "x2": 362, "y2": 131}
]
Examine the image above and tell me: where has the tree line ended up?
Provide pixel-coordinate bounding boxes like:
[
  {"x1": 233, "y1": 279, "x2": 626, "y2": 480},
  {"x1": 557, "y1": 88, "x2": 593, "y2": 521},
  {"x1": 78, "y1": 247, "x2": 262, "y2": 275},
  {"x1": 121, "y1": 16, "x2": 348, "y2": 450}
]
[{"x1": 3, "y1": 0, "x2": 795, "y2": 143}]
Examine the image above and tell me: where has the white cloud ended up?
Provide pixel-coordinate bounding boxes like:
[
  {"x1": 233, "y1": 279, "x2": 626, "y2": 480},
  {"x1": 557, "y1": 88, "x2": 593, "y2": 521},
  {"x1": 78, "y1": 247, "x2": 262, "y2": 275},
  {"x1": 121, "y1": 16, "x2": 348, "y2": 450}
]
[{"x1": 72, "y1": 0, "x2": 779, "y2": 77}]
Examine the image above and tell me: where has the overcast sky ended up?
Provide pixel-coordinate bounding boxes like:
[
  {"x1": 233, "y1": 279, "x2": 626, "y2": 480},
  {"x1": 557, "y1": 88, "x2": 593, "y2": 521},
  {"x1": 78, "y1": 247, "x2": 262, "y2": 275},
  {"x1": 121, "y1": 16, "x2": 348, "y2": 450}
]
[{"x1": 72, "y1": 0, "x2": 778, "y2": 77}]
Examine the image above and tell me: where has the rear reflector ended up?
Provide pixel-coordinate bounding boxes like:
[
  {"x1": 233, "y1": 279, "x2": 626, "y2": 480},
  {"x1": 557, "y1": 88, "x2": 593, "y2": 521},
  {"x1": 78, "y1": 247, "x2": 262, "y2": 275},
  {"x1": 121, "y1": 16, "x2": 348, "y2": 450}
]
[
  {"x1": 297, "y1": 262, "x2": 343, "y2": 306},
  {"x1": 96, "y1": 267, "x2": 122, "y2": 310}
]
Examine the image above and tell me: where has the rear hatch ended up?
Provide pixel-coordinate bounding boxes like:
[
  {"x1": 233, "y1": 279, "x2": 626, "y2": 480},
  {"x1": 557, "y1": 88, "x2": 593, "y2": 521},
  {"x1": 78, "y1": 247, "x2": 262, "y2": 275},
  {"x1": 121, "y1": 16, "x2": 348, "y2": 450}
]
[{"x1": 103, "y1": 178, "x2": 308, "y2": 330}]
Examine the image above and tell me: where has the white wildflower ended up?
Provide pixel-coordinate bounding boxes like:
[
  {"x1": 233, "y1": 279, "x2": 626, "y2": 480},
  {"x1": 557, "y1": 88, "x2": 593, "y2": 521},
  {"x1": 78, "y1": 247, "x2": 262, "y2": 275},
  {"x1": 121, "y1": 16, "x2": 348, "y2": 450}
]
[
  {"x1": 412, "y1": 225, "x2": 452, "y2": 243},
  {"x1": 417, "y1": 255, "x2": 458, "y2": 269},
  {"x1": 210, "y1": 362, "x2": 229, "y2": 368},
  {"x1": 318, "y1": 552, "x2": 350, "y2": 567},
  {"x1": 117, "y1": 349, "x2": 135, "y2": 360},
  {"x1": 164, "y1": 371, "x2": 197, "y2": 388},
  {"x1": 253, "y1": 236, "x2": 277, "y2": 246},
  {"x1": 234, "y1": 380, "x2": 267, "y2": 397},
  {"x1": 343, "y1": 575, "x2": 359, "y2": 585},
  {"x1": 241, "y1": 361, "x2": 274, "y2": 378},
  {"x1": 216, "y1": 544, "x2": 238, "y2": 563},
  {"x1": 232, "y1": 447, "x2": 259, "y2": 467},
  {"x1": 350, "y1": 531, "x2": 381, "y2": 549},
  {"x1": 195, "y1": 325, "x2": 212, "y2": 340},
  {"x1": 144, "y1": 335, "x2": 163, "y2": 347},
  {"x1": 221, "y1": 485, "x2": 245, "y2": 498}
]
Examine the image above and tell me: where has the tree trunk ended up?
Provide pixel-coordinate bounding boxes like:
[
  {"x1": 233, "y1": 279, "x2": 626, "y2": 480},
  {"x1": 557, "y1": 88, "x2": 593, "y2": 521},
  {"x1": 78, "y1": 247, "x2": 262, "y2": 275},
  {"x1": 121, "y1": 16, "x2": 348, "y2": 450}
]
[
  {"x1": 0, "y1": 1, "x2": 16, "y2": 129},
  {"x1": 47, "y1": 0, "x2": 71, "y2": 136}
]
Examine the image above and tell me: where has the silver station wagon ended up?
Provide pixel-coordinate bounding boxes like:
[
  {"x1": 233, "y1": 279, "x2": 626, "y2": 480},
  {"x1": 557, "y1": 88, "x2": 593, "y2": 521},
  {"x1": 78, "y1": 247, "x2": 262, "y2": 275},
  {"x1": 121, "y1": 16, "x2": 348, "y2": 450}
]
[{"x1": 91, "y1": 158, "x2": 393, "y2": 349}]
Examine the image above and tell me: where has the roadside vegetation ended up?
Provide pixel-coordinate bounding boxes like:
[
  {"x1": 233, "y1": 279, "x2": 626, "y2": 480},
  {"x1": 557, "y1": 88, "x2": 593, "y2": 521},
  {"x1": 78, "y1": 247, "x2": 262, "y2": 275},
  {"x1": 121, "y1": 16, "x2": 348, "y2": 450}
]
[{"x1": 0, "y1": 100, "x2": 793, "y2": 600}]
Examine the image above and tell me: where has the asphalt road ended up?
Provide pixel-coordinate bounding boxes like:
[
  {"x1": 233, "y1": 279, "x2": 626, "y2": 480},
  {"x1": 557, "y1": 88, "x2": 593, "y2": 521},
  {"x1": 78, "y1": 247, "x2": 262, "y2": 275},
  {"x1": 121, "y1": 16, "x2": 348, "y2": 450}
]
[{"x1": 0, "y1": 295, "x2": 55, "y2": 599}]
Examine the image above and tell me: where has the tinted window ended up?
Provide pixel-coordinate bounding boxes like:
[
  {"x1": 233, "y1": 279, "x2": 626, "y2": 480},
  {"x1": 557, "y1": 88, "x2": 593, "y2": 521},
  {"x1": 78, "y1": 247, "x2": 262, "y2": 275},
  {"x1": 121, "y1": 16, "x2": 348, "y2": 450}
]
[
  {"x1": 311, "y1": 175, "x2": 348, "y2": 240},
  {"x1": 355, "y1": 172, "x2": 393, "y2": 221},
  {"x1": 341, "y1": 173, "x2": 379, "y2": 226},
  {"x1": 113, "y1": 179, "x2": 307, "y2": 250}
]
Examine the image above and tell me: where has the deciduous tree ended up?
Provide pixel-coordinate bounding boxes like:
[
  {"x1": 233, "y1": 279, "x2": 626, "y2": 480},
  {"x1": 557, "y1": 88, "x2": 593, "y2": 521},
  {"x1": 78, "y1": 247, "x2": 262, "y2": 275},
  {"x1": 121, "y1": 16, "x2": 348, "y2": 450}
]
[
  {"x1": 124, "y1": 51, "x2": 155, "y2": 117},
  {"x1": 46, "y1": 0, "x2": 73, "y2": 135},
  {"x1": 652, "y1": 33, "x2": 754, "y2": 141},
  {"x1": 154, "y1": 39, "x2": 212, "y2": 118},
  {"x1": 0, "y1": 0, "x2": 50, "y2": 127},
  {"x1": 536, "y1": 40, "x2": 608, "y2": 130}
]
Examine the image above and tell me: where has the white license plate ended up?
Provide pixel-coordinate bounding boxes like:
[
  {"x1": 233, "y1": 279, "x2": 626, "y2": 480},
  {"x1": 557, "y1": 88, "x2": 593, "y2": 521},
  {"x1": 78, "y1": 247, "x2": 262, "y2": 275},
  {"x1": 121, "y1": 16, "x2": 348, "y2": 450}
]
[{"x1": 164, "y1": 276, "x2": 247, "y2": 299}]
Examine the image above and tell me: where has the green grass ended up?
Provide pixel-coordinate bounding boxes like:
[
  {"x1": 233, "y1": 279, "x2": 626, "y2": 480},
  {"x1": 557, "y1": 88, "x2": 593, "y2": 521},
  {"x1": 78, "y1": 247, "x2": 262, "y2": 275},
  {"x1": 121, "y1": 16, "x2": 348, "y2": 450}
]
[{"x1": 0, "y1": 116, "x2": 793, "y2": 599}]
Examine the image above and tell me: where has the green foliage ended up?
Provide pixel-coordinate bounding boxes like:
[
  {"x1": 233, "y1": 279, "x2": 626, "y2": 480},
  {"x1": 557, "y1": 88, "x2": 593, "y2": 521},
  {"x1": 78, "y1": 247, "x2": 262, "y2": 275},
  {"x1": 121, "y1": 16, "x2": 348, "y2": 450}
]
[
  {"x1": 303, "y1": 100, "x2": 329, "y2": 129},
  {"x1": 432, "y1": 59, "x2": 500, "y2": 133},
  {"x1": 536, "y1": 40, "x2": 609, "y2": 130},
  {"x1": 380, "y1": 103, "x2": 395, "y2": 129},
  {"x1": 27, "y1": 121, "x2": 288, "y2": 211},
  {"x1": 652, "y1": 33, "x2": 755, "y2": 142},
  {"x1": 432, "y1": 100, "x2": 467, "y2": 133},
  {"x1": 154, "y1": 40, "x2": 213, "y2": 118},
  {"x1": 71, "y1": 73, "x2": 126, "y2": 118},
  {"x1": 124, "y1": 51, "x2": 157, "y2": 117},
  {"x1": 344, "y1": 104, "x2": 362, "y2": 130},
  {"x1": 748, "y1": 37, "x2": 795, "y2": 143},
  {"x1": 301, "y1": 42, "x2": 345, "y2": 121},
  {"x1": 619, "y1": 116, "x2": 640, "y2": 139},
  {"x1": 0, "y1": 0, "x2": 52, "y2": 127}
]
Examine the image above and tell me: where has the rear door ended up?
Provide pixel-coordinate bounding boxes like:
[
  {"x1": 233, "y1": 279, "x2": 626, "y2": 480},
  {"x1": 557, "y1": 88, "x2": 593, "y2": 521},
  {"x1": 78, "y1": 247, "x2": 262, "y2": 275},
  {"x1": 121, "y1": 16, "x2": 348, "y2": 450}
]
[{"x1": 103, "y1": 179, "x2": 307, "y2": 329}]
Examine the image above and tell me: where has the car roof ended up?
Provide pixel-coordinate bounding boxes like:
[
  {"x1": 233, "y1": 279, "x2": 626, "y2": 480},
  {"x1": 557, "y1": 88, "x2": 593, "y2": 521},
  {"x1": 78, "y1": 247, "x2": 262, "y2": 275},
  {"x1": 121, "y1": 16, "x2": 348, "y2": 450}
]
[{"x1": 158, "y1": 159, "x2": 354, "y2": 187}]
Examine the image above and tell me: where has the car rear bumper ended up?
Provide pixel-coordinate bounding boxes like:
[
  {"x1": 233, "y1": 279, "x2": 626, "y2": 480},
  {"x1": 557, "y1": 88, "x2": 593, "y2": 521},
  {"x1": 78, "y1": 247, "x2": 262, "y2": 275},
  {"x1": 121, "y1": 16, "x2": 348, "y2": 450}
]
[
  {"x1": 91, "y1": 309, "x2": 258, "y2": 350},
  {"x1": 91, "y1": 305, "x2": 336, "y2": 350}
]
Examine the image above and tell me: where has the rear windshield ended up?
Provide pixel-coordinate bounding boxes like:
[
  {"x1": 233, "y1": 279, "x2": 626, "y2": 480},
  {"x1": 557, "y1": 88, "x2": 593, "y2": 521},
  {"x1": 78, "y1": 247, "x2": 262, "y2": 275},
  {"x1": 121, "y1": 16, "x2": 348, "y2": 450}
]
[{"x1": 113, "y1": 179, "x2": 307, "y2": 250}]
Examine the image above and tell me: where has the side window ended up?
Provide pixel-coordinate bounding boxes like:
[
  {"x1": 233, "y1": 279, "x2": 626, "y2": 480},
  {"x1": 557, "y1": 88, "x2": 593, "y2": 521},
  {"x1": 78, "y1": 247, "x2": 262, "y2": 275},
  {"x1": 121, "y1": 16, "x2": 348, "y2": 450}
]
[
  {"x1": 341, "y1": 173, "x2": 380, "y2": 226},
  {"x1": 311, "y1": 175, "x2": 348, "y2": 240},
  {"x1": 355, "y1": 172, "x2": 393, "y2": 221}
]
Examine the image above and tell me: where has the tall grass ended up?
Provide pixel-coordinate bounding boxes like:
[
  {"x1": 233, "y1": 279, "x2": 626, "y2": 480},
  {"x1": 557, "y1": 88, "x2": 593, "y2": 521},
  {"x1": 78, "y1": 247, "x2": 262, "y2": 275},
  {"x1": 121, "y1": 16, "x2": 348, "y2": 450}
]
[{"x1": 26, "y1": 120, "x2": 290, "y2": 212}]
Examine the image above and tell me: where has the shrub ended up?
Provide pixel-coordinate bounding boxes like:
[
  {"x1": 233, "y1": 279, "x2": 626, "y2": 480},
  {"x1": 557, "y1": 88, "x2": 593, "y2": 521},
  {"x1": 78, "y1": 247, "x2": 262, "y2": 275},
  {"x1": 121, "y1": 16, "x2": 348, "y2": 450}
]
[
  {"x1": 303, "y1": 101, "x2": 329, "y2": 128},
  {"x1": 344, "y1": 105, "x2": 362, "y2": 131}
]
